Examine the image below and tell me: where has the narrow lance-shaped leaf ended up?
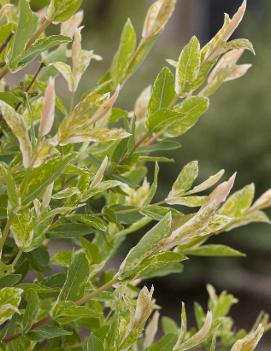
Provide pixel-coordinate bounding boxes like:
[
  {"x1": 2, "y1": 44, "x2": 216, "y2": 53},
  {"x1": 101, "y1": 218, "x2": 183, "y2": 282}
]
[
  {"x1": 11, "y1": 208, "x2": 34, "y2": 251},
  {"x1": 111, "y1": 19, "x2": 137, "y2": 86},
  {"x1": 22, "y1": 289, "x2": 39, "y2": 333},
  {"x1": 144, "y1": 311, "x2": 160, "y2": 348},
  {"x1": 119, "y1": 212, "x2": 172, "y2": 278},
  {"x1": 21, "y1": 154, "x2": 73, "y2": 205},
  {"x1": 0, "y1": 287, "x2": 23, "y2": 326},
  {"x1": 186, "y1": 169, "x2": 225, "y2": 195},
  {"x1": 142, "y1": 0, "x2": 176, "y2": 39},
  {"x1": 0, "y1": 163, "x2": 20, "y2": 210},
  {"x1": 250, "y1": 189, "x2": 271, "y2": 211},
  {"x1": 39, "y1": 77, "x2": 56, "y2": 137},
  {"x1": 61, "y1": 10, "x2": 83, "y2": 38},
  {"x1": 184, "y1": 244, "x2": 245, "y2": 257},
  {"x1": 147, "y1": 66, "x2": 176, "y2": 117},
  {"x1": 57, "y1": 251, "x2": 89, "y2": 302},
  {"x1": 90, "y1": 156, "x2": 108, "y2": 189},
  {"x1": 8, "y1": 0, "x2": 39, "y2": 71},
  {"x1": 0, "y1": 101, "x2": 32, "y2": 168},
  {"x1": 175, "y1": 36, "x2": 201, "y2": 96},
  {"x1": 231, "y1": 324, "x2": 264, "y2": 351}
]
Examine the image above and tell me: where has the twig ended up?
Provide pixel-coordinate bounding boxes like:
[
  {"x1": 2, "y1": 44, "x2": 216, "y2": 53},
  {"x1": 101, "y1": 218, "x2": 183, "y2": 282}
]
[{"x1": 0, "y1": 32, "x2": 14, "y2": 54}]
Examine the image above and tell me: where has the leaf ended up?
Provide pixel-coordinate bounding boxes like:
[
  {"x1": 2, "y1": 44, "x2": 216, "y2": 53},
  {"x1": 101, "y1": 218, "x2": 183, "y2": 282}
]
[
  {"x1": 143, "y1": 162, "x2": 159, "y2": 206},
  {"x1": 11, "y1": 208, "x2": 34, "y2": 250},
  {"x1": 219, "y1": 184, "x2": 255, "y2": 218},
  {"x1": 0, "y1": 163, "x2": 20, "y2": 210},
  {"x1": 0, "y1": 287, "x2": 23, "y2": 326},
  {"x1": 203, "y1": 0, "x2": 247, "y2": 61},
  {"x1": 19, "y1": 35, "x2": 71, "y2": 67},
  {"x1": 47, "y1": 0, "x2": 83, "y2": 23},
  {"x1": 119, "y1": 212, "x2": 172, "y2": 279},
  {"x1": 147, "y1": 67, "x2": 176, "y2": 116},
  {"x1": 175, "y1": 36, "x2": 201, "y2": 95},
  {"x1": 187, "y1": 169, "x2": 225, "y2": 195},
  {"x1": 162, "y1": 317, "x2": 179, "y2": 335},
  {"x1": 111, "y1": 19, "x2": 137, "y2": 85},
  {"x1": 148, "y1": 334, "x2": 178, "y2": 351},
  {"x1": 57, "y1": 251, "x2": 89, "y2": 302},
  {"x1": 53, "y1": 62, "x2": 73, "y2": 91},
  {"x1": 21, "y1": 154, "x2": 73, "y2": 205},
  {"x1": 90, "y1": 157, "x2": 108, "y2": 189},
  {"x1": 85, "y1": 334, "x2": 104, "y2": 351},
  {"x1": 147, "y1": 96, "x2": 209, "y2": 136},
  {"x1": 59, "y1": 127, "x2": 130, "y2": 145},
  {"x1": 169, "y1": 161, "x2": 199, "y2": 198},
  {"x1": 166, "y1": 195, "x2": 207, "y2": 207},
  {"x1": 142, "y1": 0, "x2": 176, "y2": 39},
  {"x1": 39, "y1": 77, "x2": 56, "y2": 137},
  {"x1": 51, "y1": 301, "x2": 99, "y2": 325},
  {"x1": 134, "y1": 251, "x2": 185, "y2": 280},
  {"x1": 185, "y1": 244, "x2": 245, "y2": 257},
  {"x1": 231, "y1": 324, "x2": 264, "y2": 351},
  {"x1": 250, "y1": 189, "x2": 271, "y2": 211},
  {"x1": 207, "y1": 285, "x2": 238, "y2": 319},
  {"x1": 22, "y1": 289, "x2": 39, "y2": 333},
  {"x1": 29, "y1": 322, "x2": 73, "y2": 340},
  {"x1": 8, "y1": 0, "x2": 39, "y2": 71},
  {"x1": 138, "y1": 140, "x2": 181, "y2": 153},
  {"x1": 144, "y1": 311, "x2": 160, "y2": 348},
  {"x1": 0, "y1": 101, "x2": 32, "y2": 168},
  {"x1": 177, "y1": 311, "x2": 213, "y2": 351},
  {"x1": 0, "y1": 274, "x2": 22, "y2": 289}
]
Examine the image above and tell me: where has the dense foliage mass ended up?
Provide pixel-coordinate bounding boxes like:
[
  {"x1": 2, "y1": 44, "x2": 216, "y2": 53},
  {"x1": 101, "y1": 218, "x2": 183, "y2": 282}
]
[{"x1": 0, "y1": 0, "x2": 270, "y2": 350}]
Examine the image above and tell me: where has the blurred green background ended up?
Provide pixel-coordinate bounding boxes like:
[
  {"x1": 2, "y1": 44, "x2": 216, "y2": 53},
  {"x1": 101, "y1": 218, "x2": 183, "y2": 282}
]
[{"x1": 34, "y1": 0, "x2": 271, "y2": 346}]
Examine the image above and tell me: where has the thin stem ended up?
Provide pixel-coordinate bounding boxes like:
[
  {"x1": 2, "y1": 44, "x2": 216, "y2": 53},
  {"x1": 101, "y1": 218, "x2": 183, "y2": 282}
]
[
  {"x1": 0, "y1": 217, "x2": 12, "y2": 259},
  {"x1": 0, "y1": 32, "x2": 14, "y2": 54},
  {"x1": 11, "y1": 249, "x2": 23, "y2": 269},
  {"x1": 1, "y1": 278, "x2": 116, "y2": 344},
  {"x1": 15, "y1": 62, "x2": 45, "y2": 111}
]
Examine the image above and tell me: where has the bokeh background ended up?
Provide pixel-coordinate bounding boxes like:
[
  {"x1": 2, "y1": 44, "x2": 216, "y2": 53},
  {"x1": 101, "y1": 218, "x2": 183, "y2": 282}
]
[{"x1": 34, "y1": 0, "x2": 271, "y2": 348}]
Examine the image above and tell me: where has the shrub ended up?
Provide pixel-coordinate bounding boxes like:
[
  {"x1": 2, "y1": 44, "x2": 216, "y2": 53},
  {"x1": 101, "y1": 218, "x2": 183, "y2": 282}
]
[{"x1": 0, "y1": 0, "x2": 270, "y2": 350}]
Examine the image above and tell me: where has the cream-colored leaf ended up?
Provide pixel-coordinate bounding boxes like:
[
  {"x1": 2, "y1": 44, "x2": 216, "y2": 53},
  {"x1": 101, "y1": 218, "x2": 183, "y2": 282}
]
[
  {"x1": 0, "y1": 4, "x2": 14, "y2": 19},
  {"x1": 42, "y1": 182, "x2": 54, "y2": 208},
  {"x1": 231, "y1": 324, "x2": 264, "y2": 351},
  {"x1": 187, "y1": 169, "x2": 225, "y2": 195},
  {"x1": 39, "y1": 77, "x2": 56, "y2": 136},
  {"x1": 131, "y1": 286, "x2": 154, "y2": 329},
  {"x1": 0, "y1": 101, "x2": 32, "y2": 168},
  {"x1": 61, "y1": 10, "x2": 84, "y2": 38},
  {"x1": 90, "y1": 156, "x2": 108, "y2": 189},
  {"x1": 53, "y1": 62, "x2": 74, "y2": 92},
  {"x1": 134, "y1": 85, "x2": 152, "y2": 120},
  {"x1": 142, "y1": 0, "x2": 176, "y2": 39},
  {"x1": 144, "y1": 311, "x2": 160, "y2": 347},
  {"x1": 250, "y1": 189, "x2": 271, "y2": 211},
  {"x1": 225, "y1": 64, "x2": 252, "y2": 81}
]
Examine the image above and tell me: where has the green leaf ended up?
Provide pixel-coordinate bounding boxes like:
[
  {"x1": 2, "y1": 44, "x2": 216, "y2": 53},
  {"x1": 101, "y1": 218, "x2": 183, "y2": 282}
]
[
  {"x1": 0, "y1": 274, "x2": 22, "y2": 289},
  {"x1": 166, "y1": 195, "x2": 206, "y2": 207},
  {"x1": 51, "y1": 250, "x2": 73, "y2": 267},
  {"x1": 0, "y1": 101, "x2": 32, "y2": 169},
  {"x1": 29, "y1": 322, "x2": 73, "y2": 341},
  {"x1": 176, "y1": 36, "x2": 201, "y2": 95},
  {"x1": 47, "y1": 0, "x2": 83, "y2": 22},
  {"x1": 57, "y1": 251, "x2": 89, "y2": 302},
  {"x1": 148, "y1": 334, "x2": 178, "y2": 351},
  {"x1": 119, "y1": 213, "x2": 172, "y2": 279},
  {"x1": 169, "y1": 161, "x2": 199, "y2": 198},
  {"x1": 21, "y1": 154, "x2": 73, "y2": 205},
  {"x1": 134, "y1": 251, "x2": 185, "y2": 280},
  {"x1": 147, "y1": 96, "x2": 209, "y2": 136},
  {"x1": 219, "y1": 184, "x2": 255, "y2": 218},
  {"x1": 85, "y1": 334, "x2": 104, "y2": 351},
  {"x1": 161, "y1": 317, "x2": 179, "y2": 335},
  {"x1": 19, "y1": 35, "x2": 71, "y2": 66},
  {"x1": 138, "y1": 140, "x2": 181, "y2": 153},
  {"x1": 22, "y1": 289, "x2": 39, "y2": 333},
  {"x1": 165, "y1": 96, "x2": 209, "y2": 137},
  {"x1": 147, "y1": 67, "x2": 175, "y2": 116},
  {"x1": 111, "y1": 19, "x2": 137, "y2": 85},
  {"x1": 11, "y1": 208, "x2": 34, "y2": 250},
  {"x1": 52, "y1": 301, "x2": 99, "y2": 325},
  {"x1": 8, "y1": 0, "x2": 39, "y2": 71},
  {"x1": 0, "y1": 287, "x2": 23, "y2": 326},
  {"x1": 0, "y1": 163, "x2": 20, "y2": 209},
  {"x1": 184, "y1": 244, "x2": 245, "y2": 257},
  {"x1": 143, "y1": 162, "x2": 159, "y2": 206}
]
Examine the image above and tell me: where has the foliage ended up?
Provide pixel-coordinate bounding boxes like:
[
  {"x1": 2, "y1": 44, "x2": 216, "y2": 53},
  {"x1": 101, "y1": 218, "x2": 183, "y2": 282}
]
[{"x1": 0, "y1": 0, "x2": 269, "y2": 350}]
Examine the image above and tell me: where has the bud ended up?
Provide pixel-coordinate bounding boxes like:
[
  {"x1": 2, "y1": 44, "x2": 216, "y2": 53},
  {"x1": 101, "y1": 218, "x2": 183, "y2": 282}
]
[
  {"x1": 131, "y1": 286, "x2": 154, "y2": 329},
  {"x1": 231, "y1": 324, "x2": 264, "y2": 351},
  {"x1": 39, "y1": 78, "x2": 56, "y2": 137}
]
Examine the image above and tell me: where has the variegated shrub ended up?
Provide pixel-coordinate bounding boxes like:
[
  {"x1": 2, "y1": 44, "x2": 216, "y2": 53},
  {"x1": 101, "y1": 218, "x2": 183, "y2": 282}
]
[{"x1": 0, "y1": 0, "x2": 269, "y2": 350}]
